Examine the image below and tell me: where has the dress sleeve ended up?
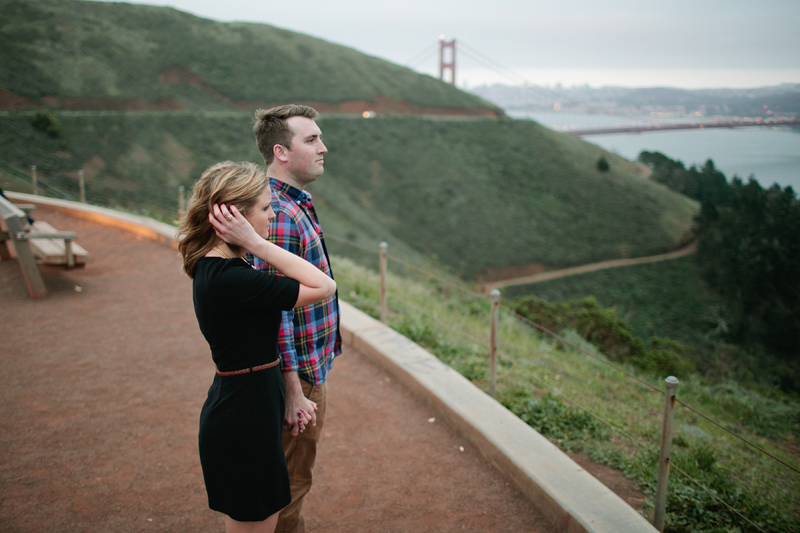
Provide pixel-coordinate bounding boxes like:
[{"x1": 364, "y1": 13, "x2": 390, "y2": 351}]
[{"x1": 221, "y1": 262, "x2": 300, "y2": 311}]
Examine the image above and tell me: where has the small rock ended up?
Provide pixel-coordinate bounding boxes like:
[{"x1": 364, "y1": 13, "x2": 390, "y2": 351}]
[
  {"x1": 458, "y1": 446, "x2": 464, "y2": 452},
  {"x1": 427, "y1": 417, "x2": 435, "y2": 423},
  {"x1": 74, "y1": 286, "x2": 83, "y2": 292}
]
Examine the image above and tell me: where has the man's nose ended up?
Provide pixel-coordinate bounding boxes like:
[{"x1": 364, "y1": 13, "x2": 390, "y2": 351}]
[{"x1": 318, "y1": 141, "x2": 327, "y2": 154}]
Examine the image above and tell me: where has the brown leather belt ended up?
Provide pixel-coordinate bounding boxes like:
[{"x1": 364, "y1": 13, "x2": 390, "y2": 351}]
[{"x1": 216, "y1": 357, "x2": 281, "y2": 377}]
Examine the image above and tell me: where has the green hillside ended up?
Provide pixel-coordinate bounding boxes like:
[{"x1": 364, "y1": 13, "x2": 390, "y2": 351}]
[
  {"x1": 504, "y1": 256, "x2": 722, "y2": 351},
  {"x1": 0, "y1": 0, "x2": 698, "y2": 279},
  {"x1": 0, "y1": 112, "x2": 697, "y2": 278},
  {"x1": 0, "y1": 0, "x2": 499, "y2": 115}
]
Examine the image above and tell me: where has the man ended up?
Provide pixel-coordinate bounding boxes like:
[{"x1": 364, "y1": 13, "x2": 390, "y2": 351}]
[{"x1": 252, "y1": 104, "x2": 341, "y2": 533}]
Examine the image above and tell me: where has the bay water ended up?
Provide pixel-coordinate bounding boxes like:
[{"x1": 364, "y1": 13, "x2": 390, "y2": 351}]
[{"x1": 511, "y1": 111, "x2": 800, "y2": 191}]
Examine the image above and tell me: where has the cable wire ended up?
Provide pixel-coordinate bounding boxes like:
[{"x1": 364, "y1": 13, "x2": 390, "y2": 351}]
[
  {"x1": 405, "y1": 41, "x2": 440, "y2": 67},
  {"x1": 675, "y1": 399, "x2": 800, "y2": 476},
  {"x1": 669, "y1": 462, "x2": 767, "y2": 533},
  {"x1": 387, "y1": 293, "x2": 491, "y2": 350},
  {"x1": 386, "y1": 253, "x2": 487, "y2": 300},
  {"x1": 325, "y1": 233, "x2": 382, "y2": 254},
  {"x1": 458, "y1": 42, "x2": 529, "y2": 85},
  {"x1": 500, "y1": 305, "x2": 663, "y2": 395},
  {"x1": 498, "y1": 351, "x2": 662, "y2": 454}
]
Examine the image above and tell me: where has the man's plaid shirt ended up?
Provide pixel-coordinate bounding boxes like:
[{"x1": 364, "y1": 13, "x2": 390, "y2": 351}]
[{"x1": 252, "y1": 178, "x2": 342, "y2": 385}]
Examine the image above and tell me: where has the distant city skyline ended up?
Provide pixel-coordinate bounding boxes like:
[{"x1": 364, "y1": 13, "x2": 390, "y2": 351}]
[{"x1": 92, "y1": 0, "x2": 800, "y2": 89}]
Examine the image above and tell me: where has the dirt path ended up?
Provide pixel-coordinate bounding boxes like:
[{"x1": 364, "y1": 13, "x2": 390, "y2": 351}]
[
  {"x1": 482, "y1": 243, "x2": 697, "y2": 292},
  {"x1": 0, "y1": 206, "x2": 558, "y2": 532},
  {"x1": 1, "y1": 206, "x2": 647, "y2": 532}
]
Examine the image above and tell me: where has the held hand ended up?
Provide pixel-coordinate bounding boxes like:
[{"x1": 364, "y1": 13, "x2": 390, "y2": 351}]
[
  {"x1": 285, "y1": 394, "x2": 318, "y2": 437},
  {"x1": 208, "y1": 203, "x2": 259, "y2": 250}
]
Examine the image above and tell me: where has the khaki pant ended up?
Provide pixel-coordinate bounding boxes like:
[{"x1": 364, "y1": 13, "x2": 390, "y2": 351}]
[{"x1": 276, "y1": 380, "x2": 327, "y2": 533}]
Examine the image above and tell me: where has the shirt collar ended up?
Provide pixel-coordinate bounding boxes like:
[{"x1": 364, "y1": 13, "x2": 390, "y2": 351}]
[{"x1": 269, "y1": 178, "x2": 312, "y2": 205}]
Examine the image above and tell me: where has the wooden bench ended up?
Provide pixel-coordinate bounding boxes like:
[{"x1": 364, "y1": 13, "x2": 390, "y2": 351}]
[{"x1": 0, "y1": 195, "x2": 89, "y2": 299}]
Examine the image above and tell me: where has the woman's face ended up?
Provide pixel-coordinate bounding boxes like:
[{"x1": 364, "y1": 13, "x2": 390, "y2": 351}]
[{"x1": 244, "y1": 187, "x2": 276, "y2": 239}]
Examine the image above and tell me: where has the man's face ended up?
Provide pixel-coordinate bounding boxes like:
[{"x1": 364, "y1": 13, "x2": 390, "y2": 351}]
[{"x1": 283, "y1": 116, "x2": 327, "y2": 187}]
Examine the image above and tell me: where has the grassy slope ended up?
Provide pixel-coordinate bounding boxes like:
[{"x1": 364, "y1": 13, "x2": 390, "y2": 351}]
[
  {"x1": 332, "y1": 254, "x2": 800, "y2": 531},
  {"x1": 503, "y1": 256, "x2": 722, "y2": 349},
  {"x1": 0, "y1": 112, "x2": 697, "y2": 278},
  {"x1": 318, "y1": 117, "x2": 697, "y2": 277},
  {"x1": 0, "y1": 0, "x2": 495, "y2": 111}
]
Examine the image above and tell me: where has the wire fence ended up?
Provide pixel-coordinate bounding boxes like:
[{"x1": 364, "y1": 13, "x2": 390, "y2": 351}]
[
  {"x1": 4, "y1": 175, "x2": 796, "y2": 532},
  {"x1": 329, "y1": 235, "x2": 799, "y2": 532},
  {"x1": 0, "y1": 161, "x2": 180, "y2": 222}
]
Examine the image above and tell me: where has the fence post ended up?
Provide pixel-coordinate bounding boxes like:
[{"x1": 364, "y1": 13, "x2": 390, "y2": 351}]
[
  {"x1": 489, "y1": 289, "x2": 500, "y2": 398},
  {"x1": 178, "y1": 185, "x2": 185, "y2": 221},
  {"x1": 31, "y1": 165, "x2": 37, "y2": 195},
  {"x1": 654, "y1": 376, "x2": 679, "y2": 531},
  {"x1": 78, "y1": 169, "x2": 85, "y2": 203},
  {"x1": 379, "y1": 242, "x2": 388, "y2": 323}
]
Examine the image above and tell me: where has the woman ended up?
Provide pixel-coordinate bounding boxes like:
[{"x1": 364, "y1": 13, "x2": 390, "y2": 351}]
[{"x1": 177, "y1": 161, "x2": 336, "y2": 533}]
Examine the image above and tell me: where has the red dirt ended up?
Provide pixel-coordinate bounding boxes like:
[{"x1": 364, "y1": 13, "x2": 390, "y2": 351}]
[
  {"x1": 0, "y1": 75, "x2": 501, "y2": 117},
  {"x1": 1, "y1": 206, "x2": 647, "y2": 531},
  {"x1": 1, "y1": 206, "x2": 550, "y2": 532}
]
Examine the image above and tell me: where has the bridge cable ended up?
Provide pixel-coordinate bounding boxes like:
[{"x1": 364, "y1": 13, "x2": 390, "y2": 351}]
[
  {"x1": 405, "y1": 41, "x2": 440, "y2": 68},
  {"x1": 458, "y1": 42, "x2": 529, "y2": 85}
]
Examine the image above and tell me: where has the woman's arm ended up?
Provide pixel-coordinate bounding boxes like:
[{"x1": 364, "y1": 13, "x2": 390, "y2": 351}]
[{"x1": 209, "y1": 203, "x2": 336, "y2": 308}]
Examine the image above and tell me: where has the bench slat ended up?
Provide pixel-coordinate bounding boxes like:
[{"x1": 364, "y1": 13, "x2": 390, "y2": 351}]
[{"x1": 28, "y1": 221, "x2": 88, "y2": 265}]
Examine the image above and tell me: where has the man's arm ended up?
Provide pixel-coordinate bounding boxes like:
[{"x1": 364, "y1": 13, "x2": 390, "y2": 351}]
[{"x1": 266, "y1": 206, "x2": 315, "y2": 436}]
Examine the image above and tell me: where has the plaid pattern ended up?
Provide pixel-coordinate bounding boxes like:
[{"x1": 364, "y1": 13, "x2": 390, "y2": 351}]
[{"x1": 252, "y1": 178, "x2": 341, "y2": 384}]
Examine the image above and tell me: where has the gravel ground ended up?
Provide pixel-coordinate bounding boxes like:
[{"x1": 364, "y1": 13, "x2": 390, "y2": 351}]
[{"x1": 1, "y1": 206, "x2": 564, "y2": 532}]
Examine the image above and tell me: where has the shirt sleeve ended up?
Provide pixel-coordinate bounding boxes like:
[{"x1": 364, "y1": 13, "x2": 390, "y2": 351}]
[{"x1": 268, "y1": 209, "x2": 304, "y2": 372}]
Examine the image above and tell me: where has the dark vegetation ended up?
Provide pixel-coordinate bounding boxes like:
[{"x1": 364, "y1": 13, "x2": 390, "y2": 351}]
[
  {"x1": 644, "y1": 150, "x2": 800, "y2": 389},
  {"x1": 509, "y1": 295, "x2": 696, "y2": 377},
  {"x1": 511, "y1": 151, "x2": 800, "y2": 392}
]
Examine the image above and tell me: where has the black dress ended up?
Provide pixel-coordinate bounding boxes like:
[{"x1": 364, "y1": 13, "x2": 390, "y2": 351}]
[{"x1": 193, "y1": 257, "x2": 300, "y2": 522}]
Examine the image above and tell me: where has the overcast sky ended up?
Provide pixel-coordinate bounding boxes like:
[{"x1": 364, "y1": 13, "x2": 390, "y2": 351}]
[{"x1": 94, "y1": 0, "x2": 800, "y2": 89}]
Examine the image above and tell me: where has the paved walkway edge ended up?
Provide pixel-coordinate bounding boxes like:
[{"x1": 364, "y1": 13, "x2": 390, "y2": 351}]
[
  {"x1": 339, "y1": 302, "x2": 656, "y2": 533},
  {"x1": 6, "y1": 192, "x2": 656, "y2": 532},
  {"x1": 5, "y1": 192, "x2": 177, "y2": 247}
]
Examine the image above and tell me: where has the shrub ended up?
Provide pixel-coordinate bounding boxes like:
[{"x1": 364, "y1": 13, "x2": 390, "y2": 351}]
[
  {"x1": 31, "y1": 109, "x2": 61, "y2": 138},
  {"x1": 511, "y1": 295, "x2": 696, "y2": 377}
]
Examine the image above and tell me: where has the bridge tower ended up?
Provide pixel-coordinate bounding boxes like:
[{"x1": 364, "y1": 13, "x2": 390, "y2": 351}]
[{"x1": 439, "y1": 37, "x2": 455, "y2": 85}]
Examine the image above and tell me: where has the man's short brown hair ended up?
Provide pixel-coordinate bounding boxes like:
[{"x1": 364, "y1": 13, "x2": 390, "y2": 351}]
[{"x1": 253, "y1": 104, "x2": 319, "y2": 166}]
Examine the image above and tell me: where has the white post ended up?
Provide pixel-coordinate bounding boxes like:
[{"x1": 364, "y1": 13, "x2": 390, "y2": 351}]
[
  {"x1": 489, "y1": 289, "x2": 500, "y2": 397},
  {"x1": 379, "y1": 242, "x2": 388, "y2": 323},
  {"x1": 654, "y1": 376, "x2": 679, "y2": 531},
  {"x1": 78, "y1": 169, "x2": 85, "y2": 203},
  {"x1": 178, "y1": 185, "x2": 185, "y2": 221}
]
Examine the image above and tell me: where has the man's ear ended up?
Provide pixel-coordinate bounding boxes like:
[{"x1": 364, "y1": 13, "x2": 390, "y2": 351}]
[{"x1": 273, "y1": 144, "x2": 289, "y2": 163}]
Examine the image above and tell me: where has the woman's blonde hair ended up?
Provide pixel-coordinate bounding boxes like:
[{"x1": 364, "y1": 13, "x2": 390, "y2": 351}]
[{"x1": 177, "y1": 161, "x2": 268, "y2": 278}]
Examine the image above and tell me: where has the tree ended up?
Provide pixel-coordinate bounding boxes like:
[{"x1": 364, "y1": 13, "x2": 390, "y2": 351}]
[{"x1": 694, "y1": 179, "x2": 800, "y2": 354}]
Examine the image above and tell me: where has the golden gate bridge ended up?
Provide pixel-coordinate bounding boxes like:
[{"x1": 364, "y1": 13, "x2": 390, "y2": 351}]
[{"x1": 405, "y1": 38, "x2": 800, "y2": 135}]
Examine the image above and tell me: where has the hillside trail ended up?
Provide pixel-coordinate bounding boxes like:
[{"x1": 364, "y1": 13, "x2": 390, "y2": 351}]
[{"x1": 482, "y1": 242, "x2": 697, "y2": 293}]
